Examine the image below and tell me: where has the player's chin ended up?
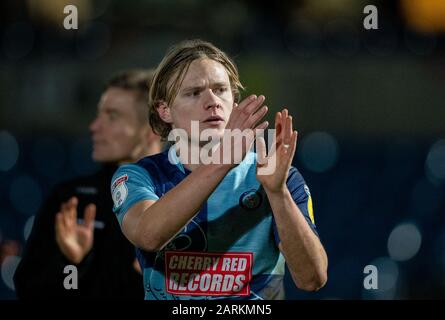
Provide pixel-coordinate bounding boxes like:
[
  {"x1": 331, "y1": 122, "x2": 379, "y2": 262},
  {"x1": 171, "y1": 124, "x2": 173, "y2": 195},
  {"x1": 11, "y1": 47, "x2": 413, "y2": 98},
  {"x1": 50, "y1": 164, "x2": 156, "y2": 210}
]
[
  {"x1": 200, "y1": 126, "x2": 225, "y2": 138},
  {"x1": 209, "y1": 129, "x2": 226, "y2": 141},
  {"x1": 92, "y1": 152, "x2": 105, "y2": 162},
  {"x1": 92, "y1": 149, "x2": 113, "y2": 163}
]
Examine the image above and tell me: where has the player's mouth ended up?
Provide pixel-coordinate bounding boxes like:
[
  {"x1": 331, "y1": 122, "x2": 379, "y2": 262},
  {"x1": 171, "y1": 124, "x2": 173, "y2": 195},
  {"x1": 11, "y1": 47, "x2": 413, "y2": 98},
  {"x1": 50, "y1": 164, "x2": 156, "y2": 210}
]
[
  {"x1": 92, "y1": 138, "x2": 106, "y2": 147},
  {"x1": 203, "y1": 115, "x2": 224, "y2": 126}
]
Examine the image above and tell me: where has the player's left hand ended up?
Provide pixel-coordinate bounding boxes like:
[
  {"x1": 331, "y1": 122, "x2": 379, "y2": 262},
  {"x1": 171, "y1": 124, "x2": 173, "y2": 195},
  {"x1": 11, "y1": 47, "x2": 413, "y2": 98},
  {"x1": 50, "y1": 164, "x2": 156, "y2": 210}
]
[{"x1": 256, "y1": 109, "x2": 297, "y2": 193}]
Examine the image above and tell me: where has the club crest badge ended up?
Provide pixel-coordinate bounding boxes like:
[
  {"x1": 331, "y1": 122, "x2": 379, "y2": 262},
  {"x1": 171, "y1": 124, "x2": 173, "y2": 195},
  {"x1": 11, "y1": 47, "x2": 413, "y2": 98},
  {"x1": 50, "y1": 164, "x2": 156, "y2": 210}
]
[
  {"x1": 111, "y1": 174, "x2": 128, "y2": 208},
  {"x1": 239, "y1": 189, "x2": 263, "y2": 210}
]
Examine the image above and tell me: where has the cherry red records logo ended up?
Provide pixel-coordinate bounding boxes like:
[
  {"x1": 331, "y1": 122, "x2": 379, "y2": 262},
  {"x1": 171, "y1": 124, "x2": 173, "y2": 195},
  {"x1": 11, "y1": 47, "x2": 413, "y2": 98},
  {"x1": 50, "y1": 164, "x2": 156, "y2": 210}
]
[{"x1": 165, "y1": 251, "x2": 253, "y2": 296}]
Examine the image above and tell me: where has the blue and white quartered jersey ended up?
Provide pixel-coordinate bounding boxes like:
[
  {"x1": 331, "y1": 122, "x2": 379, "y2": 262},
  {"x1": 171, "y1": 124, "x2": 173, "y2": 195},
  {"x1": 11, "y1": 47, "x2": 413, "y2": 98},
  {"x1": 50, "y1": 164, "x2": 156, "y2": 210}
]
[{"x1": 111, "y1": 148, "x2": 317, "y2": 300}]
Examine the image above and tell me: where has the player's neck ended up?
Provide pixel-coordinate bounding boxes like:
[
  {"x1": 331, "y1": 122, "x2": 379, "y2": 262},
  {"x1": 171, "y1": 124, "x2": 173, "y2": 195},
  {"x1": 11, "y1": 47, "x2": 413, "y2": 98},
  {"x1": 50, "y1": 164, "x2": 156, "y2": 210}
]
[{"x1": 178, "y1": 141, "x2": 218, "y2": 172}]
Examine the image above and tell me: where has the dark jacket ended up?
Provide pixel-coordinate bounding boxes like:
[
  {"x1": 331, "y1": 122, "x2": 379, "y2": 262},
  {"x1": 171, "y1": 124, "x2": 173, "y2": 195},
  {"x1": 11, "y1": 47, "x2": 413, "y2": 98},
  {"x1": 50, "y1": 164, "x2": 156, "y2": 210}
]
[{"x1": 14, "y1": 165, "x2": 144, "y2": 299}]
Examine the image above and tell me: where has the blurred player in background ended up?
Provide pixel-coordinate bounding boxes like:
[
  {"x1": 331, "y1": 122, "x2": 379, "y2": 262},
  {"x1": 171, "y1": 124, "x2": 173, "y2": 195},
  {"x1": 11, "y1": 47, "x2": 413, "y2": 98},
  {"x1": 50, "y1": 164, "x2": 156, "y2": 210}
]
[
  {"x1": 14, "y1": 69, "x2": 161, "y2": 299},
  {"x1": 112, "y1": 40, "x2": 327, "y2": 300}
]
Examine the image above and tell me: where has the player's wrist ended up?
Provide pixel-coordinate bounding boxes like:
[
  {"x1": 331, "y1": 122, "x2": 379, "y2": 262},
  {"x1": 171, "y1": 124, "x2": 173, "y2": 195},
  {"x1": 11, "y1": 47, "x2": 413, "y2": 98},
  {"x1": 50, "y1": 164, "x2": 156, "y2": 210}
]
[
  {"x1": 56, "y1": 239, "x2": 92, "y2": 265},
  {"x1": 263, "y1": 185, "x2": 288, "y2": 197},
  {"x1": 206, "y1": 162, "x2": 235, "y2": 174}
]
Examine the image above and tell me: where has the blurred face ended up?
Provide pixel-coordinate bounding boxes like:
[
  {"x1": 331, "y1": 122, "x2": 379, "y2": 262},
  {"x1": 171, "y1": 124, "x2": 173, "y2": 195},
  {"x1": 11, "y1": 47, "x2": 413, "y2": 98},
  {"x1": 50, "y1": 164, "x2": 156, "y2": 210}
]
[
  {"x1": 162, "y1": 58, "x2": 234, "y2": 143},
  {"x1": 90, "y1": 87, "x2": 147, "y2": 164}
]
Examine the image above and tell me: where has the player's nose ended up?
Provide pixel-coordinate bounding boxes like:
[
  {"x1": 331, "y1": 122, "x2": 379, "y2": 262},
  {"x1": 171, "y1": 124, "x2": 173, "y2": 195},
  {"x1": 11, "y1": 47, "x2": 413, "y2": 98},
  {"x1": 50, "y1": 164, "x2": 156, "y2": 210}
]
[
  {"x1": 203, "y1": 89, "x2": 221, "y2": 110},
  {"x1": 89, "y1": 116, "x2": 101, "y2": 134}
]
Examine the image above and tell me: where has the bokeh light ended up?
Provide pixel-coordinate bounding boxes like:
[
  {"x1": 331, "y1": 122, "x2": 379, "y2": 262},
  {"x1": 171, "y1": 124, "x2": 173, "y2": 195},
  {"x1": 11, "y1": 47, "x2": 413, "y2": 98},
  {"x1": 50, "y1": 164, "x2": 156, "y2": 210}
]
[
  {"x1": 362, "y1": 257, "x2": 400, "y2": 299},
  {"x1": 425, "y1": 139, "x2": 445, "y2": 184},
  {"x1": 23, "y1": 215, "x2": 35, "y2": 241},
  {"x1": 1, "y1": 256, "x2": 21, "y2": 291},
  {"x1": 299, "y1": 131, "x2": 339, "y2": 173},
  {"x1": 387, "y1": 222, "x2": 422, "y2": 261}
]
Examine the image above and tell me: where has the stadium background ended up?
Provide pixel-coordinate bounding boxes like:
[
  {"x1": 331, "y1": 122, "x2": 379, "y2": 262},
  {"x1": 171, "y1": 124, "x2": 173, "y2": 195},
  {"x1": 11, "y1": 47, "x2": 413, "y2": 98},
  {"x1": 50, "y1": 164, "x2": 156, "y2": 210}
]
[{"x1": 0, "y1": 0, "x2": 444, "y2": 299}]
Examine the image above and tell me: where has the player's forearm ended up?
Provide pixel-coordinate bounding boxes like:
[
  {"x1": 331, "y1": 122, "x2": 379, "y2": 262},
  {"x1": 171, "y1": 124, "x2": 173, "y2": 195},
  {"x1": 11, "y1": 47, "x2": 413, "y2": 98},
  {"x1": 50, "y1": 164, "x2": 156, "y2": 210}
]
[
  {"x1": 266, "y1": 188, "x2": 328, "y2": 291},
  {"x1": 136, "y1": 163, "x2": 232, "y2": 251}
]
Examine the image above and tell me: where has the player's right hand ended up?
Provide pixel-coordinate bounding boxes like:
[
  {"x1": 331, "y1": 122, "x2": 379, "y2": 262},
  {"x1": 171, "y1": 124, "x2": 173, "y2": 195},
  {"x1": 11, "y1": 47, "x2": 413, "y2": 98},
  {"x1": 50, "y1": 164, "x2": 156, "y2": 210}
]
[
  {"x1": 55, "y1": 197, "x2": 96, "y2": 264},
  {"x1": 218, "y1": 94, "x2": 269, "y2": 166}
]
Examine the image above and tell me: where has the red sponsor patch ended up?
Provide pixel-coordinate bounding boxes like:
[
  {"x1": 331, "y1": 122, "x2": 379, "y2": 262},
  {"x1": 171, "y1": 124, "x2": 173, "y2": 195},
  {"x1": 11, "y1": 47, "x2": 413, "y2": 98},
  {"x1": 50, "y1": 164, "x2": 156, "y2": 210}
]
[{"x1": 165, "y1": 251, "x2": 253, "y2": 296}]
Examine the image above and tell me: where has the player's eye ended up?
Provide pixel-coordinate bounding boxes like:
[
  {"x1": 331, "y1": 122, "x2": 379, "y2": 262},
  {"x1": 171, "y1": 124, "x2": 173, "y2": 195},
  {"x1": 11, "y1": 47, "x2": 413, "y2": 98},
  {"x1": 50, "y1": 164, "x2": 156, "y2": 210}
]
[
  {"x1": 185, "y1": 90, "x2": 201, "y2": 97},
  {"x1": 108, "y1": 111, "x2": 119, "y2": 121},
  {"x1": 214, "y1": 87, "x2": 228, "y2": 94}
]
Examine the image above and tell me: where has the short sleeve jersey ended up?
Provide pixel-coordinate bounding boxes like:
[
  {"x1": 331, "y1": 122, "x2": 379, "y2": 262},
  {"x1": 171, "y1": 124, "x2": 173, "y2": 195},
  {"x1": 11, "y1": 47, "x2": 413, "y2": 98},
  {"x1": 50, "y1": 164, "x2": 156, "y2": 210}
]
[{"x1": 112, "y1": 148, "x2": 317, "y2": 300}]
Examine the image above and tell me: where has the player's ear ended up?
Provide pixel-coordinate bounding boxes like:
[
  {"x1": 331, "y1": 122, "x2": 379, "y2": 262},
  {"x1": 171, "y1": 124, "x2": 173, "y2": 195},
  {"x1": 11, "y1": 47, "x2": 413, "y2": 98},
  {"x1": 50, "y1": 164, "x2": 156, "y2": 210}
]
[{"x1": 157, "y1": 101, "x2": 173, "y2": 124}]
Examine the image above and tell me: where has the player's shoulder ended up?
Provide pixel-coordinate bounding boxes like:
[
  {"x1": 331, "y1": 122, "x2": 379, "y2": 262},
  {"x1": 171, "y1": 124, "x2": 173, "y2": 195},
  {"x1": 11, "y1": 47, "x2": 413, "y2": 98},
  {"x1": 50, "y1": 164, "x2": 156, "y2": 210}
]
[
  {"x1": 287, "y1": 165, "x2": 304, "y2": 180},
  {"x1": 137, "y1": 149, "x2": 170, "y2": 164},
  {"x1": 112, "y1": 163, "x2": 149, "y2": 184},
  {"x1": 286, "y1": 166, "x2": 312, "y2": 200},
  {"x1": 285, "y1": 165, "x2": 307, "y2": 189},
  {"x1": 132, "y1": 150, "x2": 172, "y2": 173},
  {"x1": 114, "y1": 151, "x2": 166, "y2": 175},
  {"x1": 111, "y1": 153, "x2": 167, "y2": 188}
]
